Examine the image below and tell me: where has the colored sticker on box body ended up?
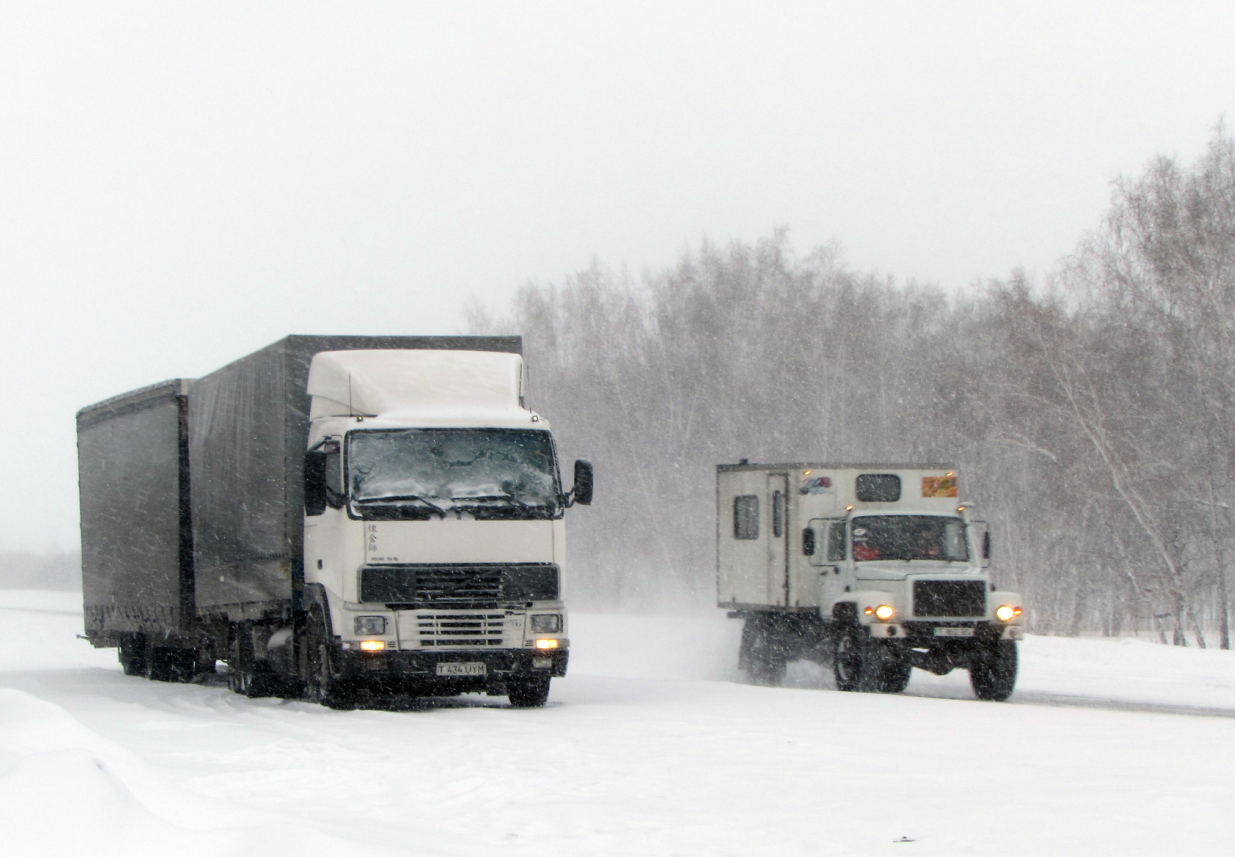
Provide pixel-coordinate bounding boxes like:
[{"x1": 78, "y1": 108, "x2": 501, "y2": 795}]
[{"x1": 922, "y1": 476, "x2": 958, "y2": 498}]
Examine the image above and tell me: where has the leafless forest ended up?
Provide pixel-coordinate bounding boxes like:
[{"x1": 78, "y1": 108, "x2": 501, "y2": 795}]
[{"x1": 472, "y1": 129, "x2": 1235, "y2": 648}]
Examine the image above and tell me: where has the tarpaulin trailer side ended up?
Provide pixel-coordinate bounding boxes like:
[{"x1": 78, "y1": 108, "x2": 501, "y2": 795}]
[
  {"x1": 77, "y1": 379, "x2": 195, "y2": 644},
  {"x1": 188, "y1": 335, "x2": 523, "y2": 623}
]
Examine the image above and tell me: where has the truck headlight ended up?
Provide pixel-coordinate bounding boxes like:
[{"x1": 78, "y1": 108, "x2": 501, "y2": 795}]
[
  {"x1": 994, "y1": 605, "x2": 1022, "y2": 622},
  {"x1": 530, "y1": 614, "x2": 562, "y2": 634},
  {"x1": 355, "y1": 616, "x2": 387, "y2": 635},
  {"x1": 864, "y1": 604, "x2": 895, "y2": 622},
  {"x1": 534, "y1": 638, "x2": 560, "y2": 650}
]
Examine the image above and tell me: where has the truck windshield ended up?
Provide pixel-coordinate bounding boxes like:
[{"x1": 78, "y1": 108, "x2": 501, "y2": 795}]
[
  {"x1": 851, "y1": 515, "x2": 969, "y2": 562},
  {"x1": 347, "y1": 428, "x2": 562, "y2": 520}
]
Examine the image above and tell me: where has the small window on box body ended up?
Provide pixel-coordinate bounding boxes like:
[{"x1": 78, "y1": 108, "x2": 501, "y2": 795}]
[
  {"x1": 734, "y1": 495, "x2": 759, "y2": 540},
  {"x1": 855, "y1": 473, "x2": 901, "y2": 502}
]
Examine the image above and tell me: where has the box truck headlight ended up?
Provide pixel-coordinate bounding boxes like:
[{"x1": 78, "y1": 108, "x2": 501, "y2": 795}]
[
  {"x1": 864, "y1": 604, "x2": 895, "y2": 621},
  {"x1": 355, "y1": 616, "x2": 387, "y2": 635},
  {"x1": 359, "y1": 640, "x2": 385, "y2": 652},
  {"x1": 995, "y1": 605, "x2": 1022, "y2": 622},
  {"x1": 534, "y1": 638, "x2": 560, "y2": 650},
  {"x1": 531, "y1": 614, "x2": 562, "y2": 634}
]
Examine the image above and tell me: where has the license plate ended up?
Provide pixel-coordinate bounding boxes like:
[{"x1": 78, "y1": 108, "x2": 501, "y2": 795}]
[
  {"x1": 934, "y1": 627, "x2": 974, "y2": 637},
  {"x1": 436, "y1": 662, "x2": 486, "y2": 677}
]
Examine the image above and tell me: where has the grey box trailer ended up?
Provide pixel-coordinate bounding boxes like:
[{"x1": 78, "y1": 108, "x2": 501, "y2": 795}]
[
  {"x1": 77, "y1": 379, "x2": 199, "y2": 679},
  {"x1": 188, "y1": 334, "x2": 522, "y2": 623}
]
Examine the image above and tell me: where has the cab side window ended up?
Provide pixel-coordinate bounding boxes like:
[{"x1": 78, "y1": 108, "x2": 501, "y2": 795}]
[{"x1": 827, "y1": 522, "x2": 847, "y2": 561}]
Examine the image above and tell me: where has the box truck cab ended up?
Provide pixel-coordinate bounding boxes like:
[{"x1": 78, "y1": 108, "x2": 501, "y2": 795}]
[
  {"x1": 299, "y1": 350, "x2": 590, "y2": 707},
  {"x1": 718, "y1": 462, "x2": 1024, "y2": 700}
]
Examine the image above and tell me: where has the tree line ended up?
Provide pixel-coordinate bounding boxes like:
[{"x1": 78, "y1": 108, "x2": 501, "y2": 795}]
[{"x1": 469, "y1": 128, "x2": 1235, "y2": 647}]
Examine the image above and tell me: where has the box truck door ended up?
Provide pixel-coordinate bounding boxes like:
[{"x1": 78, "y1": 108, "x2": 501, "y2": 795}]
[{"x1": 767, "y1": 474, "x2": 788, "y2": 606}]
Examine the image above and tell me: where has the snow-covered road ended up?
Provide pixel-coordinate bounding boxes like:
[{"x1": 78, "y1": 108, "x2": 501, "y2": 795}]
[{"x1": 3, "y1": 591, "x2": 1234, "y2": 856}]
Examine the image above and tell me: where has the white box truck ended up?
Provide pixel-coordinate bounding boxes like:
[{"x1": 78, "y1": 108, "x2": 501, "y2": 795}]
[
  {"x1": 79, "y1": 335, "x2": 592, "y2": 708},
  {"x1": 717, "y1": 462, "x2": 1023, "y2": 700}
]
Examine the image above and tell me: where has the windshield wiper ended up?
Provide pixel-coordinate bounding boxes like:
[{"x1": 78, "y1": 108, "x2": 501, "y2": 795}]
[
  {"x1": 353, "y1": 494, "x2": 447, "y2": 517},
  {"x1": 450, "y1": 493, "x2": 535, "y2": 509}
]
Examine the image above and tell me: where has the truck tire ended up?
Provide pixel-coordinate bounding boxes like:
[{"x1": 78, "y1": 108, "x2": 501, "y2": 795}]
[
  {"x1": 118, "y1": 634, "x2": 149, "y2": 677},
  {"x1": 833, "y1": 630, "x2": 884, "y2": 693},
  {"x1": 970, "y1": 640, "x2": 1017, "y2": 701},
  {"x1": 304, "y1": 611, "x2": 353, "y2": 709},
  {"x1": 507, "y1": 675, "x2": 551, "y2": 708},
  {"x1": 741, "y1": 619, "x2": 787, "y2": 686},
  {"x1": 877, "y1": 661, "x2": 911, "y2": 694},
  {"x1": 228, "y1": 624, "x2": 282, "y2": 699},
  {"x1": 149, "y1": 647, "x2": 196, "y2": 683}
]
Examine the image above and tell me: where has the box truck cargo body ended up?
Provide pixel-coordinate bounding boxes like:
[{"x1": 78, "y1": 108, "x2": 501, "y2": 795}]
[
  {"x1": 717, "y1": 462, "x2": 1024, "y2": 700},
  {"x1": 78, "y1": 335, "x2": 593, "y2": 708}
]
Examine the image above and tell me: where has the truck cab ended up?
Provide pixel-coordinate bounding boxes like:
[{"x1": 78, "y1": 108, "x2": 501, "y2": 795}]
[{"x1": 300, "y1": 350, "x2": 591, "y2": 707}]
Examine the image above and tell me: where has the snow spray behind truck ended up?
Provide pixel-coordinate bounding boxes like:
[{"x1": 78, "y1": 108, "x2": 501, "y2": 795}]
[
  {"x1": 717, "y1": 462, "x2": 1023, "y2": 700},
  {"x1": 78, "y1": 335, "x2": 593, "y2": 708}
]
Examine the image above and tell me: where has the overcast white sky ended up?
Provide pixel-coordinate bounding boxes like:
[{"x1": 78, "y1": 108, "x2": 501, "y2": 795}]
[{"x1": 3, "y1": 1, "x2": 1234, "y2": 550}]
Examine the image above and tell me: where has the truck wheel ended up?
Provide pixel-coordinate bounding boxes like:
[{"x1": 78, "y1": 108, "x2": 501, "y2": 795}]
[
  {"x1": 149, "y1": 647, "x2": 195, "y2": 683},
  {"x1": 833, "y1": 630, "x2": 882, "y2": 693},
  {"x1": 833, "y1": 630, "x2": 862, "y2": 691},
  {"x1": 741, "y1": 620, "x2": 787, "y2": 686},
  {"x1": 970, "y1": 640, "x2": 1018, "y2": 701},
  {"x1": 877, "y1": 661, "x2": 911, "y2": 694},
  {"x1": 305, "y1": 612, "x2": 353, "y2": 709},
  {"x1": 118, "y1": 634, "x2": 149, "y2": 677},
  {"x1": 228, "y1": 625, "x2": 282, "y2": 699},
  {"x1": 508, "y1": 676, "x2": 551, "y2": 708}
]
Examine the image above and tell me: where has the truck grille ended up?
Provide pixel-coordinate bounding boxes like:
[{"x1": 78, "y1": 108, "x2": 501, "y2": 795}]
[
  {"x1": 361, "y1": 564, "x2": 558, "y2": 607},
  {"x1": 912, "y1": 580, "x2": 986, "y2": 618},
  {"x1": 415, "y1": 612, "x2": 506, "y2": 647}
]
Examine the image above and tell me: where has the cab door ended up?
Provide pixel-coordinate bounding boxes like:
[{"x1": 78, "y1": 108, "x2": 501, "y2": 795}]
[{"x1": 808, "y1": 518, "x2": 848, "y2": 613}]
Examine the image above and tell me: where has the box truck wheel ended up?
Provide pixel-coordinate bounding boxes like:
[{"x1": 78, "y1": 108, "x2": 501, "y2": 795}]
[
  {"x1": 833, "y1": 629, "x2": 886, "y2": 693},
  {"x1": 877, "y1": 660, "x2": 911, "y2": 694},
  {"x1": 740, "y1": 618, "x2": 787, "y2": 686},
  {"x1": 507, "y1": 675, "x2": 551, "y2": 708},
  {"x1": 969, "y1": 640, "x2": 1017, "y2": 701}
]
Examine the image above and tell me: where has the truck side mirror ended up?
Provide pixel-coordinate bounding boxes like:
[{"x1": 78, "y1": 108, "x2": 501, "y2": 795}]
[
  {"x1": 982, "y1": 530, "x2": 991, "y2": 560},
  {"x1": 802, "y1": 527, "x2": 816, "y2": 556},
  {"x1": 304, "y1": 451, "x2": 328, "y2": 516},
  {"x1": 572, "y1": 459, "x2": 594, "y2": 506}
]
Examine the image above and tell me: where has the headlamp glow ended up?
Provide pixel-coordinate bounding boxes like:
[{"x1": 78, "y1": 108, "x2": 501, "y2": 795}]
[{"x1": 995, "y1": 605, "x2": 1021, "y2": 622}]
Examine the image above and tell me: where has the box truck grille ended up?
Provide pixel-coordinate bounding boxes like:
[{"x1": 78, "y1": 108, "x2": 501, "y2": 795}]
[
  {"x1": 361, "y1": 564, "x2": 559, "y2": 607},
  {"x1": 912, "y1": 580, "x2": 986, "y2": 618},
  {"x1": 416, "y1": 613, "x2": 506, "y2": 647}
]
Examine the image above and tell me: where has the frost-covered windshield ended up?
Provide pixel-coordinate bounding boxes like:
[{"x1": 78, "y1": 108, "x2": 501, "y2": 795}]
[
  {"x1": 347, "y1": 429, "x2": 561, "y2": 520},
  {"x1": 851, "y1": 515, "x2": 969, "y2": 562}
]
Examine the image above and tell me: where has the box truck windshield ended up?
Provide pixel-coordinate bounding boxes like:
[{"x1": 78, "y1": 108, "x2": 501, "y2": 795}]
[
  {"x1": 347, "y1": 428, "x2": 562, "y2": 520},
  {"x1": 851, "y1": 515, "x2": 969, "y2": 562}
]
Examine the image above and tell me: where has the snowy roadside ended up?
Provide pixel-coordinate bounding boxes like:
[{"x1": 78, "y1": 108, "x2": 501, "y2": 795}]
[{"x1": 2, "y1": 591, "x2": 1234, "y2": 856}]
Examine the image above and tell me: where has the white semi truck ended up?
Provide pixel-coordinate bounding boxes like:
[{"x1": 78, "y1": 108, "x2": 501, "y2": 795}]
[
  {"x1": 717, "y1": 462, "x2": 1023, "y2": 700},
  {"x1": 78, "y1": 335, "x2": 592, "y2": 708}
]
